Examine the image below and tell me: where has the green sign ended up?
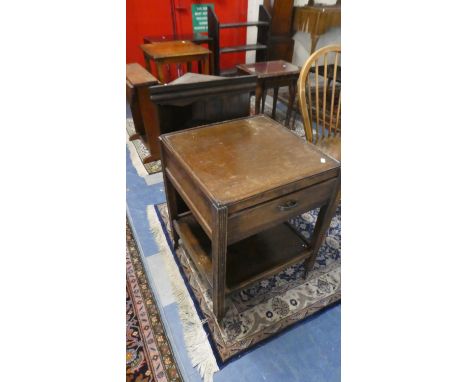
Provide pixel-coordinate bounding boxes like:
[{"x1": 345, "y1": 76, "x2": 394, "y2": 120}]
[{"x1": 191, "y1": 3, "x2": 214, "y2": 35}]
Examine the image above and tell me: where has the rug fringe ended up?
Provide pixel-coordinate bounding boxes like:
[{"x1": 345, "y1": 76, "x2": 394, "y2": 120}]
[
  {"x1": 126, "y1": 119, "x2": 148, "y2": 178},
  {"x1": 147, "y1": 206, "x2": 219, "y2": 382}
]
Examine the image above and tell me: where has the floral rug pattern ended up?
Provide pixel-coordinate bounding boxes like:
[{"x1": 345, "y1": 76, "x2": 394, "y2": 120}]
[
  {"x1": 126, "y1": 119, "x2": 162, "y2": 175},
  {"x1": 126, "y1": 221, "x2": 182, "y2": 382},
  {"x1": 154, "y1": 203, "x2": 340, "y2": 361}
]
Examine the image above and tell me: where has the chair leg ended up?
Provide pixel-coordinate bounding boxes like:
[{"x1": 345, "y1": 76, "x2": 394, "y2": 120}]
[
  {"x1": 272, "y1": 86, "x2": 279, "y2": 119},
  {"x1": 254, "y1": 83, "x2": 263, "y2": 115},
  {"x1": 261, "y1": 88, "x2": 267, "y2": 113}
]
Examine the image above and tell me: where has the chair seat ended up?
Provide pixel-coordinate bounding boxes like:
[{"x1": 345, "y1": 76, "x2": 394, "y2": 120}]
[{"x1": 315, "y1": 135, "x2": 341, "y2": 162}]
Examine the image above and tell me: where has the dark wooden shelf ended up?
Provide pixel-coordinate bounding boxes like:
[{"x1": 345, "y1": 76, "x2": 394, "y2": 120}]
[
  {"x1": 220, "y1": 21, "x2": 269, "y2": 29},
  {"x1": 209, "y1": 5, "x2": 271, "y2": 75},
  {"x1": 220, "y1": 44, "x2": 267, "y2": 54},
  {"x1": 174, "y1": 213, "x2": 311, "y2": 294}
]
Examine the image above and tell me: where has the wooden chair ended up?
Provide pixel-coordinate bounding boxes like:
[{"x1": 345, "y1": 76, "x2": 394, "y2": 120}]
[{"x1": 297, "y1": 44, "x2": 341, "y2": 161}]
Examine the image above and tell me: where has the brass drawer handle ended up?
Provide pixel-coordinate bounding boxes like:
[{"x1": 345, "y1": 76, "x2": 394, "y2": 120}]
[{"x1": 278, "y1": 200, "x2": 298, "y2": 211}]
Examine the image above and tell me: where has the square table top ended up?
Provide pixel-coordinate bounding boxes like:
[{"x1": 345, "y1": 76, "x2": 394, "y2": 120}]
[
  {"x1": 144, "y1": 34, "x2": 212, "y2": 44},
  {"x1": 160, "y1": 115, "x2": 340, "y2": 204},
  {"x1": 237, "y1": 60, "x2": 300, "y2": 79},
  {"x1": 140, "y1": 41, "x2": 211, "y2": 60}
]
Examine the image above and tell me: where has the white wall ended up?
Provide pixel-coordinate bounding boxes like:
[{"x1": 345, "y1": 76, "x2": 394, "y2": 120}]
[
  {"x1": 246, "y1": 0, "x2": 340, "y2": 66},
  {"x1": 246, "y1": 0, "x2": 263, "y2": 63},
  {"x1": 291, "y1": 0, "x2": 341, "y2": 67},
  {"x1": 292, "y1": 27, "x2": 340, "y2": 67}
]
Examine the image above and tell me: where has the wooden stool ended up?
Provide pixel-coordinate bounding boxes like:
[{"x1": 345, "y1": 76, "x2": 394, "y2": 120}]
[
  {"x1": 237, "y1": 60, "x2": 300, "y2": 128},
  {"x1": 126, "y1": 63, "x2": 160, "y2": 141},
  {"x1": 140, "y1": 40, "x2": 211, "y2": 83}
]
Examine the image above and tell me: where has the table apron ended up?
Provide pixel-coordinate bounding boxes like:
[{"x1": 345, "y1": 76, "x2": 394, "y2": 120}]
[
  {"x1": 227, "y1": 177, "x2": 338, "y2": 245},
  {"x1": 258, "y1": 74, "x2": 299, "y2": 85},
  {"x1": 164, "y1": 154, "x2": 214, "y2": 238},
  {"x1": 150, "y1": 54, "x2": 210, "y2": 65},
  {"x1": 226, "y1": 168, "x2": 339, "y2": 213}
]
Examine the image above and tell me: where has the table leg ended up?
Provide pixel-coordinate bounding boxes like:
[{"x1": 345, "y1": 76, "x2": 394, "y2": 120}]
[
  {"x1": 286, "y1": 79, "x2": 297, "y2": 129},
  {"x1": 212, "y1": 205, "x2": 228, "y2": 320},
  {"x1": 144, "y1": 55, "x2": 152, "y2": 74},
  {"x1": 272, "y1": 86, "x2": 279, "y2": 119},
  {"x1": 304, "y1": 174, "x2": 341, "y2": 275},
  {"x1": 161, "y1": 152, "x2": 180, "y2": 249},
  {"x1": 187, "y1": 61, "x2": 192, "y2": 73},
  {"x1": 254, "y1": 82, "x2": 263, "y2": 115},
  {"x1": 156, "y1": 62, "x2": 165, "y2": 83},
  {"x1": 202, "y1": 55, "x2": 210, "y2": 75},
  {"x1": 198, "y1": 60, "x2": 202, "y2": 74}
]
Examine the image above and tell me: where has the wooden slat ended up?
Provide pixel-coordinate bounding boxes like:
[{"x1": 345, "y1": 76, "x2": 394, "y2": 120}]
[
  {"x1": 323, "y1": 53, "x2": 328, "y2": 137},
  {"x1": 220, "y1": 21, "x2": 269, "y2": 28},
  {"x1": 330, "y1": 54, "x2": 339, "y2": 135},
  {"x1": 297, "y1": 45, "x2": 341, "y2": 157},
  {"x1": 220, "y1": 44, "x2": 267, "y2": 53},
  {"x1": 314, "y1": 60, "x2": 320, "y2": 143},
  {"x1": 307, "y1": 74, "x2": 314, "y2": 143}
]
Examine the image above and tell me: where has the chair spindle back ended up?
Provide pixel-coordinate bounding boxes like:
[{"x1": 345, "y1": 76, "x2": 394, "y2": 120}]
[{"x1": 298, "y1": 45, "x2": 341, "y2": 145}]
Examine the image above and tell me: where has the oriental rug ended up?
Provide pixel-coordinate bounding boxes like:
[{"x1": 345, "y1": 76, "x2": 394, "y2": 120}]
[
  {"x1": 126, "y1": 119, "x2": 162, "y2": 176},
  {"x1": 126, "y1": 221, "x2": 182, "y2": 382},
  {"x1": 147, "y1": 203, "x2": 341, "y2": 368},
  {"x1": 252, "y1": 87, "x2": 306, "y2": 139}
]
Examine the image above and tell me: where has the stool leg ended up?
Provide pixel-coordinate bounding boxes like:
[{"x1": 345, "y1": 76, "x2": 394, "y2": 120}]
[
  {"x1": 291, "y1": 108, "x2": 298, "y2": 131},
  {"x1": 272, "y1": 86, "x2": 279, "y2": 119},
  {"x1": 254, "y1": 82, "x2": 263, "y2": 115},
  {"x1": 261, "y1": 87, "x2": 267, "y2": 113},
  {"x1": 286, "y1": 80, "x2": 297, "y2": 129}
]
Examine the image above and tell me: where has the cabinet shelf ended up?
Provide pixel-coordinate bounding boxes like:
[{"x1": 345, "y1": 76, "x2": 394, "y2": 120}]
[
  {"x1": 174, "y1": 213, "x2": 311, "y2": 294},
  {"x1": 220, "y1": 44, "x2": 267, "y2": 54},
  {"x1": 208, "y1": 5, "x2": 272, "y2": 75},
  {"x1": 220, "y1": 21, "x2": 269, "y2": 29}
]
